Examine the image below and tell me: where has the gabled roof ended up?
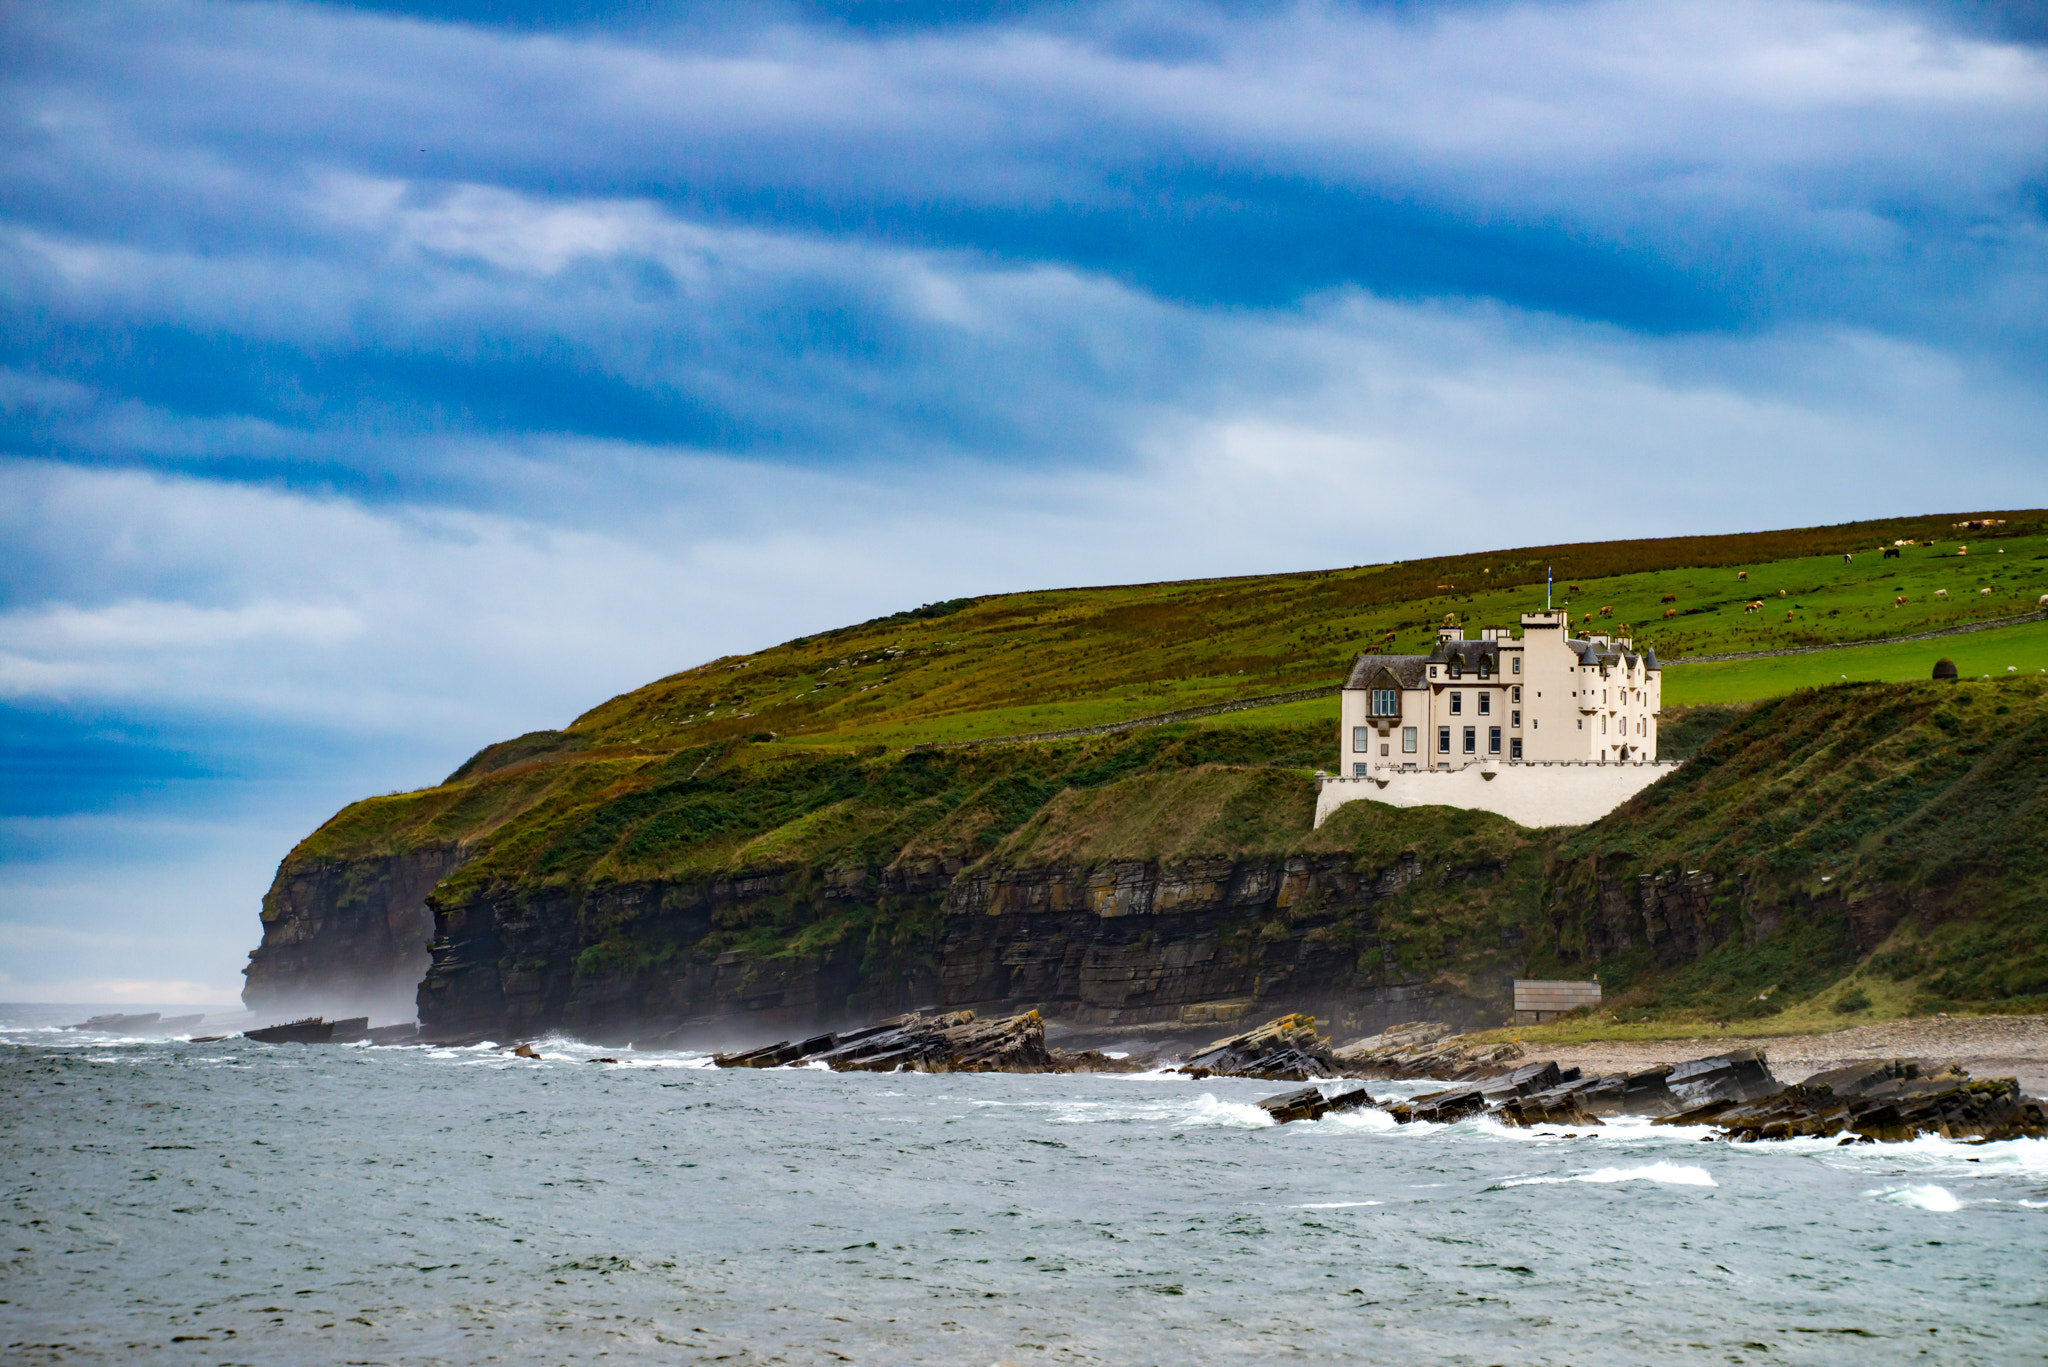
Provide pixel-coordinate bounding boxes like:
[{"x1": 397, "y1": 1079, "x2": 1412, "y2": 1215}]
[
  {"x1": 1344, "y1": 654, "x2": 1430, "y2": 689},
  {"x1": 1426, "y1": 639, "x2": 1502, "y2": 672}
]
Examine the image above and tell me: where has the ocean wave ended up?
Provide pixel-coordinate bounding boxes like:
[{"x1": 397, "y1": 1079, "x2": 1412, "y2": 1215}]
[
  {"x1": 1499, "y1": 1162, "x2": 1717, "y2": 1188},
  {"x1": 1177, "y1": 1093, "x2": 1275, "y2": 1129},
  {"x1": 1295, "y1": 1200, "x2": 1383, "y2": 1208},
  {"x1": 1870, "y1": 1184, "x2": 1962, "y2": 1212}
]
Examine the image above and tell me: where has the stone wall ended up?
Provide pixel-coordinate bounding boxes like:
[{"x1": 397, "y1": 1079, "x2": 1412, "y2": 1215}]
[{"x1": 1314, "y1": 761, "x2": 1680, "y2": 830}]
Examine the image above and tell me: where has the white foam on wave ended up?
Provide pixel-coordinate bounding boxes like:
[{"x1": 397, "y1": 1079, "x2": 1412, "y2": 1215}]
[
  {"x1": 1871, "y1": 1184, "x2": 1963, "y2": 1212},
  {"x1": 1177, "y1": 1093, "x2": 1275, "y2": 1129},
  {"x1": 1296, "y1": 1200, "x2": 1383, "y2": 1208},
  {"x1": 1501, "y1": 1162, "x2": 1717, "y2": 1188},
  {"x1": 1315, "y1": 1106, "x2": 1397, "y2": 1132}
]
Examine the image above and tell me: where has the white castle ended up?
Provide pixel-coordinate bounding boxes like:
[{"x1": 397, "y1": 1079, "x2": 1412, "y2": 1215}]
[{"x1": 1317, "y1": 610, "x2": 1678, "y2": 830}]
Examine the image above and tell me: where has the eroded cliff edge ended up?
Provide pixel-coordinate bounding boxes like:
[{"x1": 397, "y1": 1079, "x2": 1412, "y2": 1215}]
[{"x1": 246, "y1": 680, "x2": 2048, "y2": 1037}]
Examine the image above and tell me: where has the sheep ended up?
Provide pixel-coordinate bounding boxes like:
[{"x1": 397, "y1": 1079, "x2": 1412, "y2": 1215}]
[
  {"x1": 2039, "y1": 594, "x2": 2048, "y2": 607},
  {"x1": 1778, "y1": 588, "x2": 1787, "y2": 597}
]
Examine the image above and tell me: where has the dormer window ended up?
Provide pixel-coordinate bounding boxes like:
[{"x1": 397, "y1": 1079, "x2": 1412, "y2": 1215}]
[
  {"x1": 1478, "y1": 658, "x2": 1490, "y2": 679},
  {"x1": 1369, "y1": 688, "x2": 1398, "y2": 716},
  {"x1": 1448, "y1": 659, "x2": 1462, "y2": 680}
]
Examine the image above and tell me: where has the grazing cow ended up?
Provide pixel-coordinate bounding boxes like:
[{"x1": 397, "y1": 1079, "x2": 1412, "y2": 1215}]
[
  {"x1": 1895, "y1": 595, "x2": 1908, "y2": 607},
  {"x1": 1981, "y1": 587, "x2": 1993, "y2": 596},
  {"x1": 1569, "y1": 583, "x2": 1581, "y2": 593},
  {"x1": 1843, "y1": 553, "x2": 1852, "y2": 563},
  {"x1": 1785, "y1": 609, "x2": 1795, "y2": 620},
  {"x1": 2039, "y1": 594, "x2": 2048, "y2": 607},
  {"x1": 1737, "y1": 571, "x2": 1749, "y2": 580},
  {"x1": 1935, "y1": 589, "x2": 1948, "y2": 599},
  {"x1": 1883, "y1": 547, "x2": 1901, "y2": 559},
  {"x1": 1778, "y1": 588, "x2": 1787, "y2": 597},
  {"x1": 1663, "y1": 608, "x2": 1677, "y2": 619},
  {"x1": 1600, "y1": 605, "x2": 1614, "y2": 617},
  {"x1": 1660, "y1": 593, "x2": 1677, "y2": 603}
]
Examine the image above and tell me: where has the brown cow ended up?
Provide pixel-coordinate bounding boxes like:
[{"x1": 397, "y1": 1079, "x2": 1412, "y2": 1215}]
[
  {"x1": 1663, "y1": 608, "x2": 1677, "y2": 619},
  {"x1": 1737, "y1": 571, "x2": 1749, "y2": 580},
  {"x1": 1660, "y1": 593, "x2": 1677, "y2": 603},
  {"x1": 1895, "y1": 595, "x2": 1908, "y2": 606}
]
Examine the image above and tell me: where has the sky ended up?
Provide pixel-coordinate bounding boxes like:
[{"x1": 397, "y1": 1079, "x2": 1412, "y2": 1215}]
[{"x1": 2, "y1": 0, "x2": 2044, "y2": 1004}]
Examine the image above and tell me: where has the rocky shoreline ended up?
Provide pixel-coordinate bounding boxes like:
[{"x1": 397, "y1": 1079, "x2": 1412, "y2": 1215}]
[{"x1": 711, "y1": 1010, "x2": 2048, "y2": 1144}]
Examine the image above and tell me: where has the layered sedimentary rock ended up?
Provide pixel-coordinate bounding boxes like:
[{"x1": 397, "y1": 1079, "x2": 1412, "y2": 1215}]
[
  {"x1": 244, "y1": 848, "x2": 468, "y2": 1019},
  {"x1": 709, "y1": 1009, "x2": 1139, "y2": 1074},
  {"x1": 416, "y1": 850, "x2": 1519, "y2": 1045}
]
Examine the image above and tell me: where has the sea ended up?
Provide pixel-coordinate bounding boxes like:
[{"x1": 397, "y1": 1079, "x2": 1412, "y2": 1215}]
[{"x1": 5, "y1": 1008, "x2": 2046, "y2": 1365}]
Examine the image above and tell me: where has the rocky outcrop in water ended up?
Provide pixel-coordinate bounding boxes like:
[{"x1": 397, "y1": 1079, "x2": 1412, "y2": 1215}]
[
  {"x1": 710, "y1": 1009, "x2": 1132, "y2": 1074},
  {"x1": 1375, "y1": 1050, "x2": 2047, "y2": 1144},
  {"x1": 1658, "y1": 1058, "x2": 2048, "y2": 1143},
  {"x1": 1256, "y1": 1084, "x2": 1377, "y2": 1123}
]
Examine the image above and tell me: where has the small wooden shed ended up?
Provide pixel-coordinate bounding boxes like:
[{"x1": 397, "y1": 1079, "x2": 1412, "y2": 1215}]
[{"x1": 1513, "y1": 979, "x2": 1601, "y2": 1024}]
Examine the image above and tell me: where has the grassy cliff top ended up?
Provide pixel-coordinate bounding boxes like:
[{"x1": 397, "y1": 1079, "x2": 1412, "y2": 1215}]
[
  {"x1": 289, "y1": 511, "x2": 2048, "y2": 893},
  {"x1": 447, "y1": 509, "x2": 2048, "y2": 775}
]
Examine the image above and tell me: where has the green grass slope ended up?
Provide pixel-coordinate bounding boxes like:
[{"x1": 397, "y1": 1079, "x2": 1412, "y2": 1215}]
[
  {"x1": 1526, "y1": 676, "x2": 2048, "y2": 1030},
  {"x1": 448, "y1": 509, "x2": 2046, "y2": 767}
]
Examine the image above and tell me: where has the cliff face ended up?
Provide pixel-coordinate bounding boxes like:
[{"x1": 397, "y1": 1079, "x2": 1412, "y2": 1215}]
[
  {"x1": 416, "y1": 845, "x2": 1528, "y2": 1045},
  {"x1": 243, "y1": 847, "x2": 468, "y2": 1020}
]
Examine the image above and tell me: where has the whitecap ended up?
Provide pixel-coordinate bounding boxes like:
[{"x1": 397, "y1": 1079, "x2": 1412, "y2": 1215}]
[
  {"x1": 1501, "y1": 1162, "x2": 1716, "y2": 1188},
  {"x1": 1872, "y1": 1184, "x2": 1961, "y2": 1212},
  {"x1": 1296, "y1": 1200, "x2": 1382, "y2": 1208},
  {"x1": 1177, "y1": 1093, "x2": 1275, "y2": 1129}
]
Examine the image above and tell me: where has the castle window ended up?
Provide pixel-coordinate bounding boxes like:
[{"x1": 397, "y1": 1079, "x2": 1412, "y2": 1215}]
[
  {"x1": 1512, "y1": 657, "x2": 1521, "y2": 674},
  {"x1": 1370, "y1": 688, "x2": 1398, "y2": 716},
  {"x1": 1463, "y1": 727, "x2": 1477, "y2": 754},
  {"x1": 1354, "y1": 763, "x2": 1368, "y2": 777},
  {"x1": 1448, "y1": 659, "x2": 1462, "y2": 679},
  {"x1": 1438, "y1": 726, "x2": 1451, "y2": 752},
  {"x1": 1449, "y1": 691, "x2": 1463, "y2": 715},
  {"x1": 1511, "y1": 709, "x2": 1521, "y2": 727},
  {"x1": 1512, "y1": 686, "x2": 1521, "y2": 703},
  {"x1": 1510, "y1": 737, "x2": 1523, "y2": 760},
  {"x1": 1353, "y1": 727, "x2": 1370, "y2": 753},
  {"x1": 1402, "y1": 727, "x2": 1417, "y2": 753},
  {"x1": 1489, "y1": 727, "x2": 1501, "y2": 754},
  {"x1": 1478, "y1": 693, "x2": 1491, "y2": 716}
]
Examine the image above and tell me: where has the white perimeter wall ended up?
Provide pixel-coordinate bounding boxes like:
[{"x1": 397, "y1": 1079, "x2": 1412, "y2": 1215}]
[{"x1": 1313, "y1": 762, "x2": 1681, "y2": 830}]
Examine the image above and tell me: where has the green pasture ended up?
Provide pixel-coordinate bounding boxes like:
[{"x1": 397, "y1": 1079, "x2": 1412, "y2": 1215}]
[{"x1": 1664, "y1": 620, "x2": 2048, "y2": 705}]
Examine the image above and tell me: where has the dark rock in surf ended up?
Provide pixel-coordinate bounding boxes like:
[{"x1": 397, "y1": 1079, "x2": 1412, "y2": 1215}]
[
  {"x1": 69, "y1": 1012, "x2": 162, "y2": 1032},
  {"x1": 245, "y1": 1017, "x2": 335, "y2": 1044},
  {"x1": 1255, "y1": 1084, "x2": 1377, "y2": 1124},
  {"x1": 1662, "y1": 1058, "x2": 2048, "y2": 1143},
  {"x1": 1664, "y1": 1050, "x2": 1779, "y2": 1107},
  {"x1": 713, "y1": 1009, "x2": 1067, "y2": 1074}
]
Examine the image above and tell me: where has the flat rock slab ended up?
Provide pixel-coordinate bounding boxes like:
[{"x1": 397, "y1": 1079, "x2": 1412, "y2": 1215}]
[{"x1": 1255, "y1": 1085, "x2": 1377, "y2": 1124}]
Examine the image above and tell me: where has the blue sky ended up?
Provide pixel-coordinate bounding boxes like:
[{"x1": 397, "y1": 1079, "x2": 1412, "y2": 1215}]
[{"x1": 2, "y1": 0, "x2": 2044, "y2": 1003}]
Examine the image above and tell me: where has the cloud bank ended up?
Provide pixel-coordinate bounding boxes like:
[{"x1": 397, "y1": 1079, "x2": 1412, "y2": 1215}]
[{"x1": 1, "y1": 0, "x2": 2043, "y2": 1000}]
